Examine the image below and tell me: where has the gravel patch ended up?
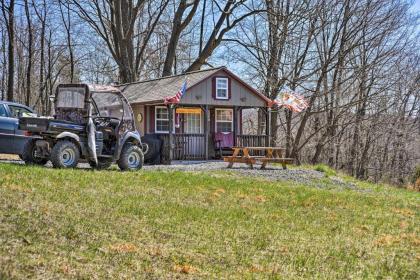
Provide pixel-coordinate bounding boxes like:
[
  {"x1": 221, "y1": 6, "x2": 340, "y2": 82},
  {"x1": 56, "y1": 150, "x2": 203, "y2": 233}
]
[{"x1": 144, "y1": 161, "x2": 359, "y2": 190}]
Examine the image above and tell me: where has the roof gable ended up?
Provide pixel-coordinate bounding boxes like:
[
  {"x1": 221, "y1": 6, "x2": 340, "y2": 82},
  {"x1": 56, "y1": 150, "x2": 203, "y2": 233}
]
[{"x1": 120, "y1": 67, "x2": 270, "y2": 106}]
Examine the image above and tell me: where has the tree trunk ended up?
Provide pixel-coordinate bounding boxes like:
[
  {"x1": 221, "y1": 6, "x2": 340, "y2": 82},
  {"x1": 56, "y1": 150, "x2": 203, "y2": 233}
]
[
  {"x1": 162, "y1": 0, "x2": 199, "y2": 76},
  {"x1": 24, "y1": 0, "x2": 33, "y2": 106},
  {"x1": 2, "y1": 0, "x2": 15, "y2": 101}
]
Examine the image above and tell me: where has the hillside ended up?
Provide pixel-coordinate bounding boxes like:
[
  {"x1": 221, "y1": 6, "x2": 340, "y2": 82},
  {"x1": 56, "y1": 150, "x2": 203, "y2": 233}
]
[{"x1": 0, "y1": 163, "x2": 419, "y2": 279}]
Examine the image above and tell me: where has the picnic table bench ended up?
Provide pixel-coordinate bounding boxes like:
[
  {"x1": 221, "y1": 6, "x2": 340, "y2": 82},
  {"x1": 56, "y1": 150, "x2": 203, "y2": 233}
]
[{"x1": 223, "y1": 146, "x2": 293, "y2": 169}]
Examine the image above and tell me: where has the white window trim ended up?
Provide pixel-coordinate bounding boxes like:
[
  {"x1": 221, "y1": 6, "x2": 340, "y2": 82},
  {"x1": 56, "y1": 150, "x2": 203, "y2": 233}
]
[
  {"x1": 215, "y1": 77, "x2": 229, "y2": 100},
  {"x1": 155, "y1": 106, "x2": 175, "y2": 133},
  {"x1": 215, "y1": 108, "x2": 234, "y2": 132}
]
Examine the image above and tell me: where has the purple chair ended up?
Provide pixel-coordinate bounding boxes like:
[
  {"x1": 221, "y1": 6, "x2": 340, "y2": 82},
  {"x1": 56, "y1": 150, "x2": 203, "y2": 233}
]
[{"x1": 214, "y1": 132, "x2": 234, "y2": 158}]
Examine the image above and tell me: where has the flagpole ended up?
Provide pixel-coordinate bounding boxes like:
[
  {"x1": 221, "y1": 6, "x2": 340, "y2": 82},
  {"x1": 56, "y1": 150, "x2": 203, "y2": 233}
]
[
  {"x1": 267, "y1": 107, "x2": 272, "y2": 146},
  {"x1": 168, "y1": 103, "x2": 174, "y2": 164}
]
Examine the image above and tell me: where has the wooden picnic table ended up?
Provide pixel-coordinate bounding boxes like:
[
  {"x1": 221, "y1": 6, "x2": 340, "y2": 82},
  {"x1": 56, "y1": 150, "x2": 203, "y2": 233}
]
[{"x1": 223, "y1": 146, "x2": 293, "y2": 170}]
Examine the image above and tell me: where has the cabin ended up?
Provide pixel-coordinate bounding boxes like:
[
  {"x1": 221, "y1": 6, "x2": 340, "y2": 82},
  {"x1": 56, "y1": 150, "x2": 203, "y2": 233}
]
[{"x1": 119, "y1": 67, "x2": 272, "y2": 162}]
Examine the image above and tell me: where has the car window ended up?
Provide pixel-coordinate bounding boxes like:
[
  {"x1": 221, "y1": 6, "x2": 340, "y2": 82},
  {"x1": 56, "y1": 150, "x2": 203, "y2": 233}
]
[
  {"x1": 0, "y1": 105, "x2": 7, "y2": 117},
  {"x1": 8, "y1": 105, "x2": 32, "y2": 118}
]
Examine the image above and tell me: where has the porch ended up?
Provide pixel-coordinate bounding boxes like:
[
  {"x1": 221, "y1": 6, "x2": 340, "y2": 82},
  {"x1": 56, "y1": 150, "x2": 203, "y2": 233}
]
[{"x1": 144, "y1": 103, "x2": 272, "y2": 162}]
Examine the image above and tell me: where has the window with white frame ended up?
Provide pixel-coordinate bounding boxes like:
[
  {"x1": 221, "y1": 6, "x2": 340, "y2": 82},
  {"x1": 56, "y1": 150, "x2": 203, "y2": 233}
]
[
  {"x1": 155, "y1": 106, "x2": 169, "y2": 133},
  {"x1": 215, "y1": 77, "x2": 228, "y2": 99},
  {"x1": 215, "y1": 108, "x2": 233, "y2": 132}
]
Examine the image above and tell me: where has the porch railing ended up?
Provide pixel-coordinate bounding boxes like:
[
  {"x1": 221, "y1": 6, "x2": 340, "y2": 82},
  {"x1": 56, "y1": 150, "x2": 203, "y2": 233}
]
[
  {"x1": 159, "y1": 133, "x2": 270, "y2": 162},
  {"x1": 160, "y1": 133, "x2": 206, "y2": 161},
  {"x1": 236, "y1": 134, "x2": 269, "y2": 146},
  {"x1": 235, "y1": 134, "x2": 270, "y2": 156}
]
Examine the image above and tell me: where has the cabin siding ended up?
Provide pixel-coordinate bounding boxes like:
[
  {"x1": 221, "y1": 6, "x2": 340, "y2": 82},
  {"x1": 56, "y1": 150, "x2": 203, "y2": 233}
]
[
  {"x1": 131, "y1": 104, "x2": 145, "y2": 133},
  {"x1": 179, "y1": 70, "x2": 265, "y2": 107}
]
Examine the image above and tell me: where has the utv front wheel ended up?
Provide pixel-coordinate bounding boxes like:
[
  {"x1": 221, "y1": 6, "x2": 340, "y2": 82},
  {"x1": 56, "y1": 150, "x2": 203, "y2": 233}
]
[
  {"x1": 117, "y1": 144, "x2": 144, "y2": 171},
  {"x1": 22, "y1": 140, "x2": 48, "y2": 165},
  {"x1": 50, "y1": 140, "x2": 80, "y2": 169}
]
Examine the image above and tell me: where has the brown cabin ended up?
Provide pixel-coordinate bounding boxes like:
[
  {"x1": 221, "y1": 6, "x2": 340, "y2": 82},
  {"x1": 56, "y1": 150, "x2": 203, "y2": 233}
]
[{"x1": 119, "y1": 67, "x2": 272, "y2": 161}]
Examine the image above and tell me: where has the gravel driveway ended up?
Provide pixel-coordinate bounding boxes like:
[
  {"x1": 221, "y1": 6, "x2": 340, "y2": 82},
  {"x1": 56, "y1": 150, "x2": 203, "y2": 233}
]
[
  {"x1": 144, "y1": 161, "x2": 358, "y2": 190},
  {"x1": 0, "y1": 158, "x2": 358, "y2": 190}
]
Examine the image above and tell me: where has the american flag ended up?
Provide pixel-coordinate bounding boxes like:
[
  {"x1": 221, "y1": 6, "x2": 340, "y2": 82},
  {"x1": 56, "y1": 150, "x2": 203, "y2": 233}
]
[
  {"x1": 164, "y1": 79, "x2": 187, "y2": 105},
  {"x1": 270, "y1": 92, "x2": 309, "y2": 112}
]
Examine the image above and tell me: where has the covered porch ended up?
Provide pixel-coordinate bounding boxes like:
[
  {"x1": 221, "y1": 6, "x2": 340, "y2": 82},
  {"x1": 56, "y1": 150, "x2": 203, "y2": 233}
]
[{"x1": 155, "y1": 105, "x2": 272, "y2": 162}]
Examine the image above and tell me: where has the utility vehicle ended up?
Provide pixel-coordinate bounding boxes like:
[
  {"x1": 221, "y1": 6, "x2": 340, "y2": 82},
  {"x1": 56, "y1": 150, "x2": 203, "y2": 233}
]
[{"x1": 19, "y1": 84, "x2": 145, "y2": 170}]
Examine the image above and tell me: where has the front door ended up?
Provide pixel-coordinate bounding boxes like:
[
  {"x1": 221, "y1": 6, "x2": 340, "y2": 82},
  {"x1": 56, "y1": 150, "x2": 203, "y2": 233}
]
[
  {"x1": 182, "y1": 110, "x2": 204, "y2": 159},
  {"x1": 184, "y1": 112, "x2": 201, "y2": 134}
]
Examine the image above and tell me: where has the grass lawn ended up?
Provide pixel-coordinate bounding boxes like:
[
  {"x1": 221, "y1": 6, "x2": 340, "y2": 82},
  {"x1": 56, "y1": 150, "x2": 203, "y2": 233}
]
[{"x1": 0, "y1": 163, "x2": 419, "y2": 279}]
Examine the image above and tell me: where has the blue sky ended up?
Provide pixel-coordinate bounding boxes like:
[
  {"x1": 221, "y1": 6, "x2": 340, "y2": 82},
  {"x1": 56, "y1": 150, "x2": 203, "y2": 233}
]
[{"x1": 412, "y1": 0, "x2": 420, "y2": 12}]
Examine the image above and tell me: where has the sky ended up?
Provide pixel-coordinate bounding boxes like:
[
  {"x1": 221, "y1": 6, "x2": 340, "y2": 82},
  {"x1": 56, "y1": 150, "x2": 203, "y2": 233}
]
[{"x1": 412, "y1": 0, "x2": 420, "y2": 13}]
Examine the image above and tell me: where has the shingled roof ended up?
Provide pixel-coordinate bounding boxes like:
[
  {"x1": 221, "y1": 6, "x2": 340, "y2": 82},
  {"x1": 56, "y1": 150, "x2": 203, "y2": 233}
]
[
  {"x1": 119, "y1": 67, "x2": 224, "y2": 104},
  {"x1": 118, "y1": 67, "x2": 271, "y2": 105}
]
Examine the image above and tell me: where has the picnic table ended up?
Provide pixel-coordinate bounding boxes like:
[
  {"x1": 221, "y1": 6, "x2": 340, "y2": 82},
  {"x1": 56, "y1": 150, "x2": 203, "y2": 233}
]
[{"x1": 223, "y1": 146, "x2": 294, "y2": 170}]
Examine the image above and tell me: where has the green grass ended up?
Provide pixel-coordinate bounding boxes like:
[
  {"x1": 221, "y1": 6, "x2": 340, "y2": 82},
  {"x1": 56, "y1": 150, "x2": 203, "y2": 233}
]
[
  {"x1": 312, "y1": 164, "x2": 337, "y2": 177},
  {"x1": 0, "y1": 163, "x2": 419, "y2": 279}
]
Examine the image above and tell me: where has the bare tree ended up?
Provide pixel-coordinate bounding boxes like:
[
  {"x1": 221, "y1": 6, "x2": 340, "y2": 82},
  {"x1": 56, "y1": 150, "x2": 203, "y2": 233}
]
[
  {"x1": 1, "y1": 0, "x2": 15, "y2": 101},
  {"x1": 161, "y1": 0, "x2": 200, "y2": 76},
  {"x1": 186, "y1": 0, "x2": 263, "y2": 72},
  {"x1": 69, "y1": 0, "x2": 168, "y2": 83},
  {"x1": 58, "y1": 0, "x2": 75, "y2": 83},
  {"x1": 24, "y1": 0, "x2": 33, "y2": 106}
]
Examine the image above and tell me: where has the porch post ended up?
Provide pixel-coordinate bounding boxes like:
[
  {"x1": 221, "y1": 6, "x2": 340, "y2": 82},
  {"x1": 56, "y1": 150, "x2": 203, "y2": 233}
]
[
  {"x1": 233, "y1": 106, "x2": 238, "y2": 146},
  {"x1": 204, "y1": 105, "x2": 209, "y2": 160},
  {"x1": 266, "y1": 107, "x2": 272, "y2": 146},
  {"x1": 168, "y1": 104, "x2": 174, "y2": 163}
]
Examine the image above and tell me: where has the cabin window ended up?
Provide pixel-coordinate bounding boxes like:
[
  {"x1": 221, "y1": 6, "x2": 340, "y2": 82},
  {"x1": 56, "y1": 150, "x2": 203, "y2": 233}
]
[
  {"x1": 215, "y1": 108, "x2": 233, "y2": 132},
  {"x1": 155, "y1": 106, "x2": 169, "y2": 133},
  {"x1": 215, "y1": 78, "x2": 229, "y2": 99}
]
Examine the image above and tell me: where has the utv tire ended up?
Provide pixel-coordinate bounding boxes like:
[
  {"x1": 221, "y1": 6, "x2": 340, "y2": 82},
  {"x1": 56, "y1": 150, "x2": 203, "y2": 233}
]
[
  {"x1": 22, "y1": 140, "x2": 48, "y2": 165},
  {"x1": 117, "y1": 144, "x2": 144, "y2": 171},
  {"x1": 89, "y1": 159, "x2": 113, "y2": 170},
  {"x1": 50, "y1": 140, "x2": 80, "y2": 169}
]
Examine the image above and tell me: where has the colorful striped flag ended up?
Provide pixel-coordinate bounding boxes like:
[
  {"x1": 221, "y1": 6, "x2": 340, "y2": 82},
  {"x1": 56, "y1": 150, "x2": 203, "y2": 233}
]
[
  {"x1": 270, "y1": 92, "x2": 309, "y2": 112},
  {"x1": 164, "y1": 80, "x2": 187, "y2": 105}
]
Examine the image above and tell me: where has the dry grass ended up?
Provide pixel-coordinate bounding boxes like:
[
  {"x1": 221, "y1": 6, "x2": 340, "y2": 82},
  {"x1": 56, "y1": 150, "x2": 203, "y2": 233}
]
[{"x1": 0, "y1": 163, "x2": 419, "y2": 279}]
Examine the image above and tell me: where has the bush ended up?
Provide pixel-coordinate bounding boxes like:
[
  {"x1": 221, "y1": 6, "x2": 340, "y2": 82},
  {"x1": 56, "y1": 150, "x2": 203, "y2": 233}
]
[
  {"x1": 411, "y1": 165, "x2": 420, "y2": 183},
  {"x1": 314, "y1": 164, "x2": 336, "y2": 177},
  {"x1": 408, "y1": 166, "x2": 420, "y2": 191}
]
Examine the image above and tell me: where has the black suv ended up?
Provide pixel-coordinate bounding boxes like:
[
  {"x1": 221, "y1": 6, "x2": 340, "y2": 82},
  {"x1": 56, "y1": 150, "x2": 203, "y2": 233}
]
[{"x1": 0, "y1": 101, "x2": 35, "y2": 156}]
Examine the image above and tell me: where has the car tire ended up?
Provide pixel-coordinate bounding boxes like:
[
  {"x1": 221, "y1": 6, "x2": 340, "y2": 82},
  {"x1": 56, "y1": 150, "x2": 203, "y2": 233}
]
[
  {"x1": 50, "y1": 140, "x2": 80, "y2": 169},
  {"x1": 142, "y1": 136, "x2": 161, "y2": 164},
  {"x1": 89, "y1": 158, "x2": 113, "y2": 170},
  {"x1": 22, "y1": 140, "x2": 48, "y2": 165},
  {"x1": 117, "y1": 144, "x2": 144, "y2": 171}
]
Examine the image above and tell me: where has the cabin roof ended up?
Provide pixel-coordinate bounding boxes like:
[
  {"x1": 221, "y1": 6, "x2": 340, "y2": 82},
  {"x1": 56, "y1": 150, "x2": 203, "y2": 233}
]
[{"x1": 118, "y1": 67, "x2": 271, "y2": 106}]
